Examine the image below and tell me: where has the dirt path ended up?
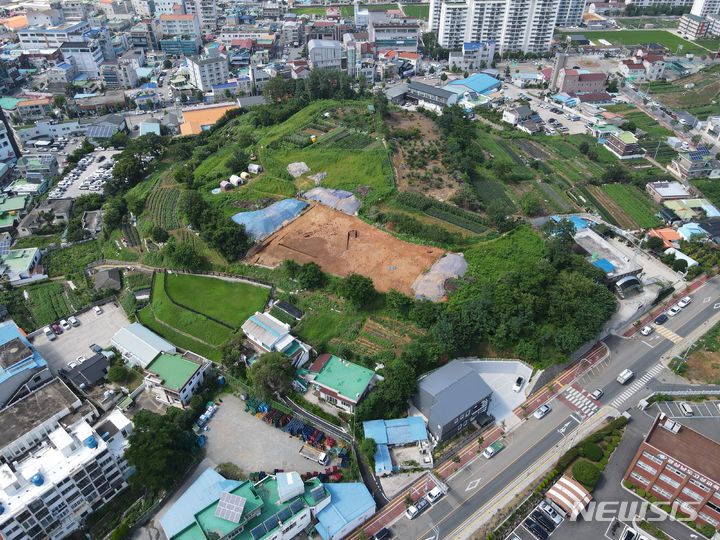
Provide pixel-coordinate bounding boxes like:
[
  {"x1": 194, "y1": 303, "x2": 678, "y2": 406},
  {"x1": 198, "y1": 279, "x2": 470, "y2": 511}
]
[{"x1": 586, "y1": 185, "x2": 639, "y2": 229}]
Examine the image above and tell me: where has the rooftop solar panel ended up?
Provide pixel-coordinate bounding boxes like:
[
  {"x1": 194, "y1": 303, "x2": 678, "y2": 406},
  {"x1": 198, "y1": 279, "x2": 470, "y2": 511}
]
[
  {"x1": 310, "y1": 486, "x2": 326, "y2": 502},
  {"x1": 277, "y1": 507, "x2": 292, "y2": 522},
  {"x1": 250, "y1": 524, "x2": 266, "y2": 540},
  {"x1": 215, "y1": 492, "x2": 247, "y2": 523},
  {"x1": 289, "y1": 499, "x2": 305, "y2": 514},
  {"x1": 263, "y1": 516, "x2": 279, "y2": 531}
]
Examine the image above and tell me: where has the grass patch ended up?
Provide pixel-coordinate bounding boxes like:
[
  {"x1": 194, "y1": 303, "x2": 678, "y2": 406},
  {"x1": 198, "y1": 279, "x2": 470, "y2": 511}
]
[
  {"x1": 136, "y1": 306, "x2": 221, "y2": 361},
  {"x1": 600, "y1": 184, "x2": 661, "y2": 228},
  {"x1": 288, "y1": 6, "x2": 326, "y2": 15},
  {"x1": 45, "y1": 241, "x2": 102, "y2": 278},
  {"x1": 164, "y1": 273, "x2": 269, "y2": 327},
  {"x1": 401, "y1": 3, "x2": 429, "y2": 19},
  {"x1": 692, "y1": 178, "x2": 720, "y2": 208},
  {"x1": 26, "y1": 282, "x2": 72, "y2": 326}
]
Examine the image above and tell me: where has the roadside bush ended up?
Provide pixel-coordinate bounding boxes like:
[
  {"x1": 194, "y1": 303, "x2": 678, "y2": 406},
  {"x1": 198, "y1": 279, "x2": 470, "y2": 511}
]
[
  {"x1": 580, "y1": 441, "x2": 603, "y2": 462},
  {"x1": 572, "y1": 460, "x2": 601, "y2": 490},
  {"x1": 110, "y1": 521, "x2": 130, "y2": 540}
]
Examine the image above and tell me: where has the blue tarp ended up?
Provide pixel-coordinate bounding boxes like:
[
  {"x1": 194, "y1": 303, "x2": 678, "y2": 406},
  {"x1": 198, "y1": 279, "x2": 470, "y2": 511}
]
[
  {"x1": 374, "y1": 444, "x2": 393, "y2": 476},
  {"x1": 592, "y1": 258, "x2": 616, "y2": 273},
  {"x1": 448, "y1": 73, "x2": 501, "y2": 95},
  {"x1": 551, "y1": 215, "x2": 589, "y2": 231},
  {"x1": 363, "y1": 417, "x2": 428, "y2": 446},
  {"x1": 231, "y1": 199, "x2": 308, "y2": 241}
]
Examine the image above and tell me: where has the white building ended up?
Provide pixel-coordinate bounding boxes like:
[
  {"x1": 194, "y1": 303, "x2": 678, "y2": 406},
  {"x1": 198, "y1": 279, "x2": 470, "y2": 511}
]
[
  {"x1": 448, "y1": 40, "x2": 496, "y2": 70},
  {"x1": 159, "y1": 13, "x2": 202, "y2": 42},
  {"x1": 60, "y1": 40, "x2": 105, "y2": 77},
  {"x1": 434, "y1": 0, "x2": 561, "y2": 53},
  {"x1": 17, "y1": 21, "x2": 89, "y2": 50},
  {"x1": 691, "y1": 0, "x2": 720, "y2": 17},
  {"x1": 368, "y1": 19, "x2": 421, "y2": 52},
  {"x1": 143, "y1": 353, "x2": 211, "y2": 406},
  {"x1": 241, "y1": 312, "x2": 311, "y2": 367},
  {"x1": 182, "y1": 0, "x2": 217, "y2": 30},
  {"x1": 0, "y1": 123, "x2": 17, "y2": 162},
  {"x1": 111, "y1": 323, "x2": 177, "y2": 369},
  {"x1": 0, "y1": 380, "x2": 132, "y2": 540},
  {"x1": 556, "y1": 0, "x2": 586, "y2": 26},
  {"x1": 308, "y1": 39, "x2": 343, "y2": 70},
  {"x1": 186, "y1": 52, "x2": 230, "y2": 92}
]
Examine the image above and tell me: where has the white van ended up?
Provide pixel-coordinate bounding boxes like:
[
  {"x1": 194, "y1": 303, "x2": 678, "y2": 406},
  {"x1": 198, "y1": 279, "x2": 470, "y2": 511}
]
[
  {"x1": 617, "y1": 369, "x2": 634, "y2": 384},
  {"x1": 43, "y1": 327, "x2": 56, "y2": 341},
  {"x1": 679, "y1": 402, "x2": 693, "y2": 416}
]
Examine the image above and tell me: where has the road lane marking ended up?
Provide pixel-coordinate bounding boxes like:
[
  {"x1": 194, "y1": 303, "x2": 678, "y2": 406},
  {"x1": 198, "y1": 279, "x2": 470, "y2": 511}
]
[
  {"x1": 653, "y1": 325, "x2": 683, "y2": 344},
  {"x1": 610, "y1": 363, "x2": 665, "y2": 409},
  {"x1": 465, "y1": 478, "x2": 482, "y2": 491},
  {"x1": 704, "y1": 296, "x2": 712, "y2": 303}
]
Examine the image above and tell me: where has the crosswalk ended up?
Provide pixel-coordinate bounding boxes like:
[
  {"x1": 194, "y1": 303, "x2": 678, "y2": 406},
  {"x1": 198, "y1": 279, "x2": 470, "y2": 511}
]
[
  {"x1": 610, "y1": 363, "x2": 666, "y2": 409},
  {"x1": 652, "y1": 325, "x2": 683, "y2": 344},
  {"x1": 562, "y1": 385, "x2": 599, "y2": 419}
]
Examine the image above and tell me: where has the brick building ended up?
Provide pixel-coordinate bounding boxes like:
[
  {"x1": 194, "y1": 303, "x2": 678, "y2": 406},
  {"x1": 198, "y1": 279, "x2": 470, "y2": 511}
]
[{"x1": 624, "y1": 414, "x2": 720, "y2": 533}]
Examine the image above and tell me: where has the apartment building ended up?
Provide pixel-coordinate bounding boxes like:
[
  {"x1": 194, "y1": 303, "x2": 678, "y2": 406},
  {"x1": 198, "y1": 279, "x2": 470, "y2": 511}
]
[
  {"x1": 0, "y1": 383, "x2": 132, "y2": 540},
  {"x1": 624, "y1": 414, "x2": 720, "y2": 533},
  {"x1": 692, "y1": 0, "x2": 720, "y2": 18},
  {"x1": 60, "y1": 40, "x2": 105, "y2": 77},
  {"x1": 679, "y1": 13, "x2": 711, "y2": 37},
  {"x1": 159, "y1": 12, "x2": 202, "y2": 42},
  {"x1": 368, "y1": 19, "x2": 421, "y2": 51},
  {"x1": 15, "y1": 98, "x2": 53, "y2": 123},
  {"x1": 17, "y1": 20, "x2": 89, "y2": 50},
  {"x1": 308, "y1": 39, "x2": 343, "y2": 70},
  {"x1": 556, "y1": 0, "x2": 586, "y2": 26},
  {"x1": 604, "y1": 131, "x2": 645, "y2": 159},
  {"x1": 0, "y1": 121, "x2": 19, "y2": 162},
  {"x1": 182, "y1": 0, "x2": 217, "y2": 30},
  {"x1": 186, "y1": 52, "x2": 230, "y2": 92},
  {"x1": 434, "y1": 0, "x2": 561, "y2": 53}
]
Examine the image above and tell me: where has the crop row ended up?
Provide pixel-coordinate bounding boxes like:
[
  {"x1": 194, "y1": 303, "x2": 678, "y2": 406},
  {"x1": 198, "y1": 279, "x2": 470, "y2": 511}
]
[
  {"x1": 28, "y1": 284, "x2": 71, "y2": 326},
  {"x1": 146, "y1": 187, "x2": 181, "y2": 230},
  {"x1": 396, "y1": 192, "x2": 487, "y2": 232}
]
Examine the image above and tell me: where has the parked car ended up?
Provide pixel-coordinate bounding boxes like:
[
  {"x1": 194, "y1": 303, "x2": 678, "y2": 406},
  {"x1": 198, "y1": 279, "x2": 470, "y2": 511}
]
[
  {"x1": 668, "y1": 305, "x2": 682, "y2": 317},
  {"x1": 426, "y1": 487, "x2": 445, "y2": 504},
  {"x1": 539, "y1": 501, "x2": 563, "y2": 525},
  {"x1": 43, "y1": 326, "x2": 56, "y2": 341},
  {"x1": 69, "y1": 316, "x2": 80, "y2": 327},
  {"x1": 524, "y1": 518, "x2": 549, "y2": 540},
  {"x1": 590, "y1": 389, "x2": 604, "y2": 400},
  {"x1": 640, "y1": 325, "x2": 653, "y2": 336},
  {"x1": 51, "y1": 323, "x2": 63, "y2": 334},
  {"x1": 90, "y1": 343, "x2": 102, "y2": 353},
  {"x1": 678, "y1": 296, "x2": 692, "y2": 308},
  {"x1": 405, "y1": 497, "x2": 430, "y2": 519},
  {"x1": 373, "y1": 528, "x2": 391, "y2": 540},
  {"x1": 533, "y1": 404, "x2": 551, "y2": 419},
  {"x1": 654, "y1": 314, "x2": 669, "y2": 325},
  {"x1": 93, "y1": 305, "x2": 103, "y2": 315},
  {"x1": 512, "y1": 376, "x2": 524, "y2": 392},
  {"x1": 60, "y1": 319, "x2": 71, "y2": 331}
]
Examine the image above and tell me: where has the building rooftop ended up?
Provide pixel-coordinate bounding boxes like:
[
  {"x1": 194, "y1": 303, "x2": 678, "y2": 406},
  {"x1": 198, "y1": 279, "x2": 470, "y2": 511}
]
[
  {"x1": 2, "y1": 248, "x2": 39, "y2": 276},
  {"x1": 111, "y1": 323, "x2": 176, "y2": 368},
  {"x1": 574, "y1": 228, "x2": 641, "y2": 278},
  {"x1": 644, "y1": 414, "x2": 720, "y2": 482},
  {"x1": 242, "y1": 312, "x2": 290, "y2": 348},
  {"x1": 60, "y1": 353, "x2": 108, "y2": 389},
  {"x1": 309, "y1": 354, "x2": 374, "y2": 403},
  {"x1": 447, "y1": 73, "x2": 501, "y2": 95},
  {"x1": 647, "y1": 181, "x2": 690, "y2": 199},
  {"x1": 146, "y1": 353, "x2": 201, "y2": 391},
  {"x1": 179, "y1": 104, "x2": 239, "y2": 136},
  {"x1": 315, "y1": 483, "x2": 375, "y2": 540},
  {"x1": 0, "y1": 378, "x2": 79, "y2": 444},
  {"x1": 0, "y1": 337, "x2": 33, "y2": 369},
  {"x1": 363, "y1": 417, "x2": 427, "y2": 446}
]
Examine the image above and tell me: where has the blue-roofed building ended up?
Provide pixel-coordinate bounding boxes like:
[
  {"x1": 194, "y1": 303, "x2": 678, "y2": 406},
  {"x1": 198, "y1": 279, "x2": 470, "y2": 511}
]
[
  {"x1": 315, "y1": 483, "x2": 376, "y2": 540},
  {"x1": 111, "y1": 323, "x2": 177, "y2": 368},
  {"x1": 159, "y1": 469, "x2": 332, "y2": 540},
  {"x1": 374, "y1": 444, "x2": 392, "y2": 476},
  {"x1": 363, "y1": 417, "x2": 429, "y2": 476},
  {"x1": 551, "y1": 215, "x2": 590, "y2": 232},
  {"x1": 139, "y1": 122, "x2": 161, "y2": 136},
  {"x1": 677, "y1": 222, "x2": 707, "y2": 241},
  {"x1": 447, "y1": 73, "x2": 501, "y2": 95},
  {"x1": 0, "y1": 319, "x2": 52, "y2": 408}
]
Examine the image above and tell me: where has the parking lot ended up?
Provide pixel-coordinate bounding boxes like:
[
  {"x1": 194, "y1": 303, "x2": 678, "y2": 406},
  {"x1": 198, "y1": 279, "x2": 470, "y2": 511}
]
[
  {"x1": 654, "y1": 399, "x2": 720, "y2": 419},
  {"x1": 30, "y1": 301, "x2": 129, "y2": 374},
  {"x1": 204, "y1": 394, "x2": 327, "y2": 475},
  {"x1": 501, "y1": 85, "x2": 590, "y2": 135},
  {"x1": 49, "y1": 148, "x2": 119, "y2": 200}
]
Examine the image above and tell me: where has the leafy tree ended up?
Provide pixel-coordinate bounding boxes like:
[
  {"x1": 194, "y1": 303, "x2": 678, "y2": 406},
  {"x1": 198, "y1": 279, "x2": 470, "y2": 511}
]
[
  {"x1": 163, "y1": 240, "x2": 206, "y2": 270},
  {"x1": 487, "y1": 199, "x2": 515, "y2": 232},
  {"x1": 226, "y1": 150, "x2": 249, "y2": 173},
  {"x1": 386, "y1": 289, "x2": 413, "y2": 317},
  {"x1": 283, "y1": 259, "x2": 301, "y2": 278},
  {"x1": 125, "y1": 410, "x2": 196, "y2": 491},
  {"x1": 103, "y1": 197, "x2": 128, "y2": 232},
  {"x1": 151, "y1": 226, "x2": 169, "y2": 242},
  {"x1": 440, "y1": 73, "x2": 448, "y2": 81},
  {"x1": 163, "y1": 59, "x2": 172, "y2": 69},
  {"x1": 174, "y1": 165, "x2": 194, "y2": 185},
  {"x1": 578, "y1": 141, "x2": 590, "y2": 155},
  {"x1": 572, "y1": 460, "x2": 601, "y2": 489},
  {"x1": 108, "y1": 365, "x2": 130, "y2": 383},
  {"x1": 644, "y1": 235, "x2": 665, "y2": 252},
  {"x1": 220, "y1": 332, "x2": 246, "y2": 376},
  {"x1": 297, "y1": 262, "x2": 326, "y2": 289},
  {"x1": 110, "y1": 522, "x2": 131, "y2": 540},
  {"x1": 110, "y1": 131, "x2": 130, "y2": 148},
  {"x1": 580, "y1": 441, "x2": 603, "y2": 462},
  {"x1": 247, "y1": 352, "x2": 294, "y2": 400},
  {"x1": 338, "y1": 273, "x2": 375, "y2": 307},
  {"x1": 672, "y1": 258, "x2": 688, "y2": 272},
  {"x1": 606, "y1": 79, "x2": 618, "y2": 93},
  {"x1": 519, "y1": 192, "x2": 543, "y2": 217},
  {"x1": 180, "y1": 191, "x2": 209, "y2": 229},
  {"x1": 622, "y1": 121, "x2": 637, "y2": 133},
  {"x1": 360, "y1": 438, "x2": 377, "y2": 464}
]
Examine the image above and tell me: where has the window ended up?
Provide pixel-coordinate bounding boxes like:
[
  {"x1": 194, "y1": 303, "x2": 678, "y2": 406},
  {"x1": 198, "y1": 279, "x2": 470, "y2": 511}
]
[
  {"x1": 682, "y1": 487, "x2": 704, "y2": 502},
  {"x1": 690, "y1": 479, "x2": 711, "y2": 493},
  {"x1": 637, "y1": 461, "x2": 657, "y2": 475},
  {"x1": 666, "y1": 465, "x2": 686, "y2": 478},
  {"x1": 658, "y1": 474, "x2": 680, "y2": 489},
  {"x1": 651, "y1": 485, "x2": 671, "y2": 498},
  {"x1": 699, "y1": 513, "x2": 719, "y2": 527}
]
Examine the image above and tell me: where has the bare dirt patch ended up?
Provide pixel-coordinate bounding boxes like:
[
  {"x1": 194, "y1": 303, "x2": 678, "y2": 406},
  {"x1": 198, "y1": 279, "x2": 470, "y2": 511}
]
[
  {"x1": 389, "y1": 111, "x2": 460, "y2": 202},
  {"x1": 249, "y1": 204, "x2": 444, "y2": 295},
  {"x1": 685, "y1": 350, "x2": 720, "y2": 384},
  {"x1": 513, "y1": 139, "x2": 552, "y2": 160}
]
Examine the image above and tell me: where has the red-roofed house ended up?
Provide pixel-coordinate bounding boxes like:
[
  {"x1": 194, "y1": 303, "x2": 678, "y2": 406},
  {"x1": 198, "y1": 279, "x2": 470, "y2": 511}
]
[
  {"x1": 556, "y1": 68, "x2": 607, "y2": 94},
  {"x1": 647, "y1": 228, "x2": 682, "y2": 248},
  {"x1": 619, "y1": 59, "x2": 646, "y2": 80}
]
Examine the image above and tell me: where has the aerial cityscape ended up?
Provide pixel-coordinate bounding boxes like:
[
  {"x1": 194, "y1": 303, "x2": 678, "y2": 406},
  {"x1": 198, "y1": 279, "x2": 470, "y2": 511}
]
[{"x1": 1, "y1": 0, "x2": 720, "y2": 539}]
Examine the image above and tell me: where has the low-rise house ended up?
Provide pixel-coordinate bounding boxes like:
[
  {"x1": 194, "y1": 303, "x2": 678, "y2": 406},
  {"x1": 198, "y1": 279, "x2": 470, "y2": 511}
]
[
  {"x1": 665, "y1": 247, "x2": 699, "y2": 268},
  {"x1": 363, "y1": 416, "x2": 430, "y2": 476},
  {"x1": 94, "y1": 268, "x2": 122, "y2": 291},
  {"x1": 618, "y1": 59, "x2": 646, "y2": 80},
  {"x1": 306, "y1": 354, "x2": 376, "y2": 413},
  {"x1": 502, "y1": 105, "x2": 533, "y2": 126},
  {"x1": 0, "y1": 247, "x2": 45, "y2": 286},
  {"x1": 242, "y1": 312, "x2": 310, "y2": 367},
  {"x1": 111, "y1": 322, "x2": 177, "y2": 368},
  {"x1": 0, "y1": 194, "x2": 31, "y2": 233},
  {"x1": 699, "y1": 218, "x2": 720, "y2": 243},
  {"x1": 82, "y1": 209, "x2": 104, "y2": 237},
  {"x1": 511, "y1": 72, "x2": 545, "y2": 88},
  {"x1": 59, "y1": 352, "x2": 109, "y2": 392},
  {"x1": 414, "y1": 359, "x2": 493, "y2": 442},
  {"x1": 646, "y1": 181, "x2": 692, "y2": 203},
  {"x1": 16, "y1": 197, "x2": 73, "y2": 237},
  {"x1": 315, "y1": 483, "x2": 376, "y2": 540},
  {"x1": 556, "y1": 68, "x2": 606, "y2": 94},
  {"x1": 647, "y1": 227, "x2": 682, "y2": 249},
  {"x1": 669, "y1": 151, "x2": 720, "y2": 181},
  {"x1": 15, "y1": 97, "x2": 53, "y2": 122},
  {"x1": 0, "y1": 319, "x2": 52, "y2": 408},
  {"x1": 144, "y1": 352, "x2": 210, "y2": 406},
  {"x1": 574, "y1": 228, "x2": 643, "y2": 281},
  {"x1": 603, "y1": 130, "x2": 645, "y2": 159},
  {"x1": 664, "y1": 198, "x2": 720, "y2": 221},
  {"x1": 16, "y1": 154, "x2": 58, "y2": 181}
]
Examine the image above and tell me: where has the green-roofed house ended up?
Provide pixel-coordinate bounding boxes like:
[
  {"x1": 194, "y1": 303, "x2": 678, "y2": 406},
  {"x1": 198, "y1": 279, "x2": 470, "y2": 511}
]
[
  {"x1": 306, "y1": 354, "x2": 378, "y2": 413},
  {"x1": 144, "y1": 352, "x2": 210, "y2": 406},
  {"x1": 160, "y1": 469, "x2": 332, "y2": 540},
  {"x1": 0, "y1": 247, "x2": 45, "y2": 286},
  {"x1": 603, "y1": 130, "x2": 646, "y2": 160},
  {"x1": 0, "y1": 193, "x2": 31, "y2": 233}
]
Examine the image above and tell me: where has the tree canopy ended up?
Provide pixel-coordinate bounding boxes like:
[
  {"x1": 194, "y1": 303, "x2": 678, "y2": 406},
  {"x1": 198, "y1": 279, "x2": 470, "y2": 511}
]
[{"x1": 247, "y1": 352, "x2": 295, "y2": 401}]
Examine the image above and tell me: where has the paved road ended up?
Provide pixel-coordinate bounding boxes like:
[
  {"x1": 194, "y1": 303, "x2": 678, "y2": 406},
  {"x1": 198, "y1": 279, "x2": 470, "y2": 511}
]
[{"x1": 384, "y1": 277, "x2": 720, "y2": 540}]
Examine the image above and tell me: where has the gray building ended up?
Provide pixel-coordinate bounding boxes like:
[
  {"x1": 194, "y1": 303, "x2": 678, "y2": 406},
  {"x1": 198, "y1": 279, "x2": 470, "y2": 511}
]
[
  {"x1": 414, "y1": 360, "x2": 493, "y2": 442},
  {"x1": 307, "y1": 39, "x2": 343, "y2": 70}
]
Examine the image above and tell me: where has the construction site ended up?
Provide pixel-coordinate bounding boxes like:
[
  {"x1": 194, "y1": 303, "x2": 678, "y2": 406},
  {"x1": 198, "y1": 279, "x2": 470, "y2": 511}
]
[{"x1": 248, "y1": 204, "x2": 446, "y2": 295}]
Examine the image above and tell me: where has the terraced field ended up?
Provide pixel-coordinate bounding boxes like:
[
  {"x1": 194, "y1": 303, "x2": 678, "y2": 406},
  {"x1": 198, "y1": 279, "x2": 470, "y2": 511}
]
[{"x1": 586, "y1": 185, "x2": 639, "y2": 229}]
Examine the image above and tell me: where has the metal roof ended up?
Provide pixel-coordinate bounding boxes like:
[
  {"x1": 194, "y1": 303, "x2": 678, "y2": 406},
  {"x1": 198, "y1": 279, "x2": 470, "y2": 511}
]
[
  {"x1": 315, "y1": 483, "x2": 376, "y2": 540},
  {"x1": 363, "y1": 417, "x2": 427, "y2": 446},
  {"x1": 111, "y1": 323, "x2": 176, "y2": 368}
]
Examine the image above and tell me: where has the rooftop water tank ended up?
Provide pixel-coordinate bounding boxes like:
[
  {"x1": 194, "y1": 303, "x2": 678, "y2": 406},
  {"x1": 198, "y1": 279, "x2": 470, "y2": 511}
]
[
  {"x1": 84, "y1": 435, "x2": 98, "y2": 449},
  {"x1": 31, "y1": 474, "x2": 44, "y2": 486}
]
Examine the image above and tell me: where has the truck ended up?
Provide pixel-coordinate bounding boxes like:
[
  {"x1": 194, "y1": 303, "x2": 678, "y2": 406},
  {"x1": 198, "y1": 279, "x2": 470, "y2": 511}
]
[
  {"x1": 482, "y1": 440, "x2": 504, "y2": 459},
  {"x1": 299, "y1": 444, "x2": 329, "y2": 466},
  {"x1": 616, "y1": 369, "x2": 634, "y2": 385}
]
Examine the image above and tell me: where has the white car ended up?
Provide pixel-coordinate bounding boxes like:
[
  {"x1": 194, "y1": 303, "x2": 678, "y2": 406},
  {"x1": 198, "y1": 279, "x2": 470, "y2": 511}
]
[
  {"x1": 512, "y1": 376, "x2": 524, "y2": 392},
  {"x1": 93, "y1": 306, "x2": 103, "y2": 315},
  {"x1": 678, "y1": 296, "x2": 692, "y2": 308},
  {"x1": 60, "y1": 319, "x2": 71, "y2": 331},
  {"x1": 533, "y1": 404, "x2": 551, "y2": 419},
  {"x1": 425, "y1": 487, "x2": 445, "y2": 504},
  {"x1": 668, "y1": 305, "x2": 682, "y2": 317}
]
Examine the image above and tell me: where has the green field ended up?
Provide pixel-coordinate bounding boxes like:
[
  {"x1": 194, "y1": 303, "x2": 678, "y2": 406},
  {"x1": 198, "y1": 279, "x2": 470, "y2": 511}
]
[
  {"x1": 340, "y1": 3, "x2": 398, "y2": 16},
  {"x1": 288, "y1": 6, "x2": 326, "y2": 15},
  {"x1": 164, "y1": 273, "x2": 269, "y2": 327},
  {"x1": 401, "y1": 3, "x2": 429, "y2": 19},
  {"x1": 26, "y1": 282, "x2": 72, "y2": 326},
  {"x1": 616, "y1": 17, "x2": 679, "y2": 29},
  {"x1": 696, "y1": 38, "x2": 720, "y2": 51},
  {"x1": 559, "y1": 30, "x2": 709, "y2": 54},
  {"x1": 600, "y1": 184, "x2": 661, "y2": 228}
]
